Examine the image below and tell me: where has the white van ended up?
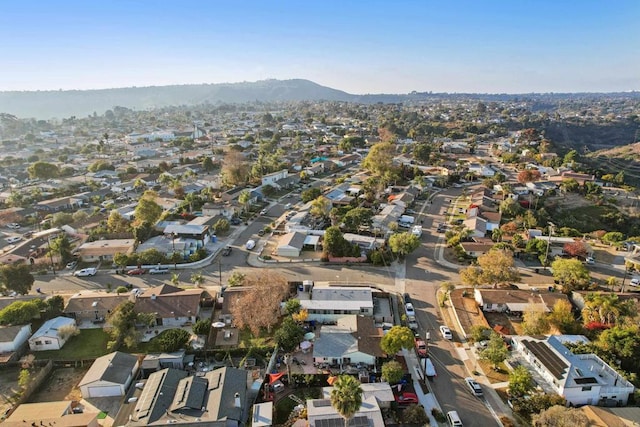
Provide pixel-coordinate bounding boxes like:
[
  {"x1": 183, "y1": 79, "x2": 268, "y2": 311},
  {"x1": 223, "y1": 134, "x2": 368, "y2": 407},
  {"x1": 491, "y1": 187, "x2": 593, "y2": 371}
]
[
  {"x1": 245, "y1": 240, "x2": 256, "y2": 250},
  {"x1": 447, "y1": 410, "x2": 463, "y2": 426}
]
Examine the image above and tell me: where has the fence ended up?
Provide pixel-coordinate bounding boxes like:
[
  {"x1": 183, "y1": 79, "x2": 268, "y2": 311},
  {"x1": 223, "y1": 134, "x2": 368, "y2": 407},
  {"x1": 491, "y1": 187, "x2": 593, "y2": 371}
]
[{"x1": 14, "y1": 359, "x2": 54, "y2": 406}]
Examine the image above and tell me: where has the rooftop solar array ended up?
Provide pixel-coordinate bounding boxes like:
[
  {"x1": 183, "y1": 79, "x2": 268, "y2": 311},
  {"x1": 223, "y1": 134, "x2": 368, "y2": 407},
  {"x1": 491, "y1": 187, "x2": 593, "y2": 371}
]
[
  {"x1": 316, "y1": 416, "x2": 370, "y2": 427},
  {"x1": 522, "y1": 340, "x2": 568, "y2": 380}
]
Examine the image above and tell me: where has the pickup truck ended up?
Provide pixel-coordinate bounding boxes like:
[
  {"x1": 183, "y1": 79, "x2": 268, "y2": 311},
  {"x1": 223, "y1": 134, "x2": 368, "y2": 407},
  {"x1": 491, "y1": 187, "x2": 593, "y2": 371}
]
[{"x1": 149, "y1": 267, "x2": 169, "y2": 274}]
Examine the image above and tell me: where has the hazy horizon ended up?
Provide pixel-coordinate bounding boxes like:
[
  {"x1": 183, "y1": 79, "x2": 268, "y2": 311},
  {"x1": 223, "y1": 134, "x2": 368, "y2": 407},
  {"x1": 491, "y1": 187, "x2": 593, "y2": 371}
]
[{"x1": 1, "y1": 0, "x2": 638, "y2": 94}]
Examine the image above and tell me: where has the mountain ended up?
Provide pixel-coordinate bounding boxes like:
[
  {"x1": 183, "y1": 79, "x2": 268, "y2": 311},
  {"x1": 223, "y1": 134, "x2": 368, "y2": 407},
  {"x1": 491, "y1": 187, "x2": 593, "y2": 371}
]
[{"x1": 0, "y1": 79, "x2": 358, "y2": 119}]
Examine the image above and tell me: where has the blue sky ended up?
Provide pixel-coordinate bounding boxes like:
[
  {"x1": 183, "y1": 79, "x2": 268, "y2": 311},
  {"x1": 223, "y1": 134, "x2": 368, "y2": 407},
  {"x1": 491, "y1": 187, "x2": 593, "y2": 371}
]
[{"x1": 0, "y1": 0, "x2": 638, "y2": 93}]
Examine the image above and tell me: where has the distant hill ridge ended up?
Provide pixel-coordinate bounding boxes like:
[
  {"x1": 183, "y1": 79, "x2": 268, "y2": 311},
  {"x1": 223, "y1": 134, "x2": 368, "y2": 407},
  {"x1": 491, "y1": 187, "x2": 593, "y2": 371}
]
[{"x1": 0, "y1": 78, "x2": 639, "y2": 119}]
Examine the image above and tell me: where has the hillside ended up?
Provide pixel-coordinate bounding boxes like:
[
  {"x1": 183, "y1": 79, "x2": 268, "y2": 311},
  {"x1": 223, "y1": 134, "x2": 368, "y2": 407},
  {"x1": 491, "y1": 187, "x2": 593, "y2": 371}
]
[{"x1": 0, "y1": 79, "x2": 357, "y2": 119}]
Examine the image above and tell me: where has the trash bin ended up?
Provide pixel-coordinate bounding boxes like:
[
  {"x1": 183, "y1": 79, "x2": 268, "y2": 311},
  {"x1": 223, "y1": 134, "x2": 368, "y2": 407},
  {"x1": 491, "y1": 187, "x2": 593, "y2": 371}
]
[{"x1": 535, "y1": 268, "x2": 539, "y2": 274}]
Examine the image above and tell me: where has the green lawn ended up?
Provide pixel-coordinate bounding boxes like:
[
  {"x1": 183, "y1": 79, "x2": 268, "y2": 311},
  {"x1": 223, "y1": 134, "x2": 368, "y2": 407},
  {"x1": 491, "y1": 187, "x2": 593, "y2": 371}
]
[
  {"x1": 237, "y1": 329, "x2": 275, "y2": 348},
  {"x1": 34, "y1": 328, "x2": 110, "y2": 360}
]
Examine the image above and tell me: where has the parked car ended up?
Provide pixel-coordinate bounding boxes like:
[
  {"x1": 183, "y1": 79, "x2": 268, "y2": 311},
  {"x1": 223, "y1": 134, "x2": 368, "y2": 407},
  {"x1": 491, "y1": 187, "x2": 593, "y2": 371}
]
[
  {"x1": 465, "y1": 377, "x2": 483, "y2": 397},
  {"x1": 260, "y1": 209, "x2": 268, "y2": 215},
  {"x1": 149, "y1": 267, "x2": 169, "y2": 275},
  {"x1": 395, "y1": 392, "x2": 419, "y2": 405},
  {"x1": 585, "y1": 256, "x2": 595, "y2": 265},
  {"x1": 630, "y1": 278, "x2": 640, "y2": 287},
  {"x1": 246, "y1": 240, "x2": 256, "y2": 250},
  {"x1": 415, "y1": 338, "x2": 427, "y2": 357},
  {"x1": 6, "y1": 223, "x2": 20, "y2": 229},
  {"x1": 222, "y1": 246, "x2": 232, "y2": 256},
  {"x1": 440, "y1": 325, "x2": 453, "y2": 340},
  {"x1": 405, "y1": 302, "x2": 415, "y2": 317},
  {"x1": 5, "y1": 236, "x2": 21, "y2": 244},
  {"x1": 285, "y1": 203, "x2": 292, "y2": 209},
  {"x1": 127, "y1": 268, "x2": 146, "y2": 275},
  {"x1": 22, "y1": 231, "x2": 33, "y2": 238},
  {"x1": 258, "y1": 229, "x2": 265, "y2": 237},
  {"x1": 66, "y1": 260, "x2": 78, "y2": 270},
  {"x1": 446, "y1": 410, "x2": 463, "y2": 426},
  {"x1": 74, "y1": 268, "x2": 97, "y2": 277},
  {"x1": 230, "y1": 218, "x2": 242, "y2": 225}
]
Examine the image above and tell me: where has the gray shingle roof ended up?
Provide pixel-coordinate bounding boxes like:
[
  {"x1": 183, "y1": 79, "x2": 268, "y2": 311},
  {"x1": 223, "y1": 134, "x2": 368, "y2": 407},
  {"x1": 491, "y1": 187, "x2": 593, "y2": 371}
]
[{"x1": 79, "y1": 351, "x2": 138, "y2": 387}]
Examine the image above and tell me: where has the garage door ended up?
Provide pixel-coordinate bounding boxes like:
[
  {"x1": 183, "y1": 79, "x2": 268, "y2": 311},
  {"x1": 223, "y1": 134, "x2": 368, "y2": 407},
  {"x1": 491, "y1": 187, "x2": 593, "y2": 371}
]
[{"x1": 88, "y1": 385, "x2": 121, "y2": 397}]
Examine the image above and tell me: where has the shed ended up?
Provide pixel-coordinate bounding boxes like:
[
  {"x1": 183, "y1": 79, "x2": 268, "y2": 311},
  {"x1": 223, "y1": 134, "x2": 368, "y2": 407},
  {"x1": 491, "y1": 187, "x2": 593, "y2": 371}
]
[{"x1": 28, "y1": 316, "x2": 76, "y2": 351}]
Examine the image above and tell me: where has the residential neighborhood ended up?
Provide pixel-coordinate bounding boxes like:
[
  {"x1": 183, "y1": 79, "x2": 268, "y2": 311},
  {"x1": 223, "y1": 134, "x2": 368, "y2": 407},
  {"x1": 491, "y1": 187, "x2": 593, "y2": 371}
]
[{"x1": 1, "y1": 95, "x2": 640, "y2": 427}]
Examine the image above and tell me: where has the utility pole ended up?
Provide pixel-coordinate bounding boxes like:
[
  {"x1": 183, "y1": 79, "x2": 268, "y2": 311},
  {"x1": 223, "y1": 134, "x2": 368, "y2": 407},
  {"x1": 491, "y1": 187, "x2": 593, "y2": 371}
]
[{"x1": 544, "y1": 222, "x2": 555, "y2": 270}]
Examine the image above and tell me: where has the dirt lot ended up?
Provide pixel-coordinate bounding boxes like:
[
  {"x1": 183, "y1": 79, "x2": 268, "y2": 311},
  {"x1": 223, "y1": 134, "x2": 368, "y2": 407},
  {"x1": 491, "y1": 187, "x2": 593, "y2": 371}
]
[
  {"x1": 29, "y1": 367, "x2": 87, "y2": 403},
  {"x1": 0, "y1": 369, "x2": 20, "y2": 417}
]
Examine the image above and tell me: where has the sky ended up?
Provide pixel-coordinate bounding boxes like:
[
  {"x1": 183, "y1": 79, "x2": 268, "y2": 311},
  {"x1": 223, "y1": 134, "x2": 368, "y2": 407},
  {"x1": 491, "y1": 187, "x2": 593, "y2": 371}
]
[{"x1": 0, "y1": 0, "x2": 638, "y2": 94}]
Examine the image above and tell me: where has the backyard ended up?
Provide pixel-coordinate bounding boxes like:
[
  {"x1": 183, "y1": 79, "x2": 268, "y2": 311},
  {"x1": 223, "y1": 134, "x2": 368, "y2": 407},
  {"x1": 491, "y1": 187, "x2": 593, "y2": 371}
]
[{"x1": 34, "y1": 328, "x2": 109, "y2": 360}]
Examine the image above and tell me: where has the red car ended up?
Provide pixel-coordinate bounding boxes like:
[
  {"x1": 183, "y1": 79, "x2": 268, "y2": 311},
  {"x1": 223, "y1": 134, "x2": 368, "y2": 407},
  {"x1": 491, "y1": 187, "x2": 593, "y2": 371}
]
[
  {"x1": 415, "y1": 339, "x2": 427, "y2": 357},
  {"x1": 395, "y1": 392, "x2": 419, "y2": 405},
  {"x1": 127, "y1": 268, "x2": 146, "y2": 275}
]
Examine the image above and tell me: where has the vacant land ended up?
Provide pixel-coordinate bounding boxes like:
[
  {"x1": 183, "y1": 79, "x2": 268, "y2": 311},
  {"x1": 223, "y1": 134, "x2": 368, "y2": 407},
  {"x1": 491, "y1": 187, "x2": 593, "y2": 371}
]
[
  {"x1": 0, "y1": 369, "x2": 20, "y2": 417},
  {"x1": 29, "y1": 367, "x2": 87, "y2": 402}
]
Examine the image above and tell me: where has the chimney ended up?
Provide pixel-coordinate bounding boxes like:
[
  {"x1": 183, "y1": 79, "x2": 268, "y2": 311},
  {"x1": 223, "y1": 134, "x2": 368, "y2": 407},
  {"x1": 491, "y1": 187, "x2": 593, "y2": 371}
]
[{"x1": 234, "y1": 392, "x2": 241, "y2": 408}]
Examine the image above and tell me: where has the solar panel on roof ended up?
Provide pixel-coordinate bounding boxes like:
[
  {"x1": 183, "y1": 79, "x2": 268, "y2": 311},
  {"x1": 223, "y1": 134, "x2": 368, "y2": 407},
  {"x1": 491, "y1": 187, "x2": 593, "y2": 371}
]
[
  {"x1": 316, "y1": 416, "x2": 369, "y2": 427},
  {"x1": 522, "y1": 340, "x2": 568, "y2": 380}
]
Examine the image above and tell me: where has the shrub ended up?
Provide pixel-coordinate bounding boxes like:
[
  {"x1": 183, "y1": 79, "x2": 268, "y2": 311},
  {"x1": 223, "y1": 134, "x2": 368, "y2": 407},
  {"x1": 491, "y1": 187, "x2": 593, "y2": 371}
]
[{"x1": 431, "y1": 408, "x2": 446, "y2": 423}]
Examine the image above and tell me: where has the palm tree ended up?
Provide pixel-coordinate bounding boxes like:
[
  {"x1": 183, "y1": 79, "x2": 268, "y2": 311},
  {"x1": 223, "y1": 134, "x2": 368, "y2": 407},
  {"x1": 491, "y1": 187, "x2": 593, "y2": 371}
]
[{"x1": 330, "y1": 375, "x2": 363, "y2": 427}]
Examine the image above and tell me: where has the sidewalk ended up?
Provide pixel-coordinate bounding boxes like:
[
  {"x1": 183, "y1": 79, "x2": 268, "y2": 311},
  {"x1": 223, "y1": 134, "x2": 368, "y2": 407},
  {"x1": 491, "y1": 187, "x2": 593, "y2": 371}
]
[{"x1": 402, "y1": 348, "x2": 442, "y2": 426}]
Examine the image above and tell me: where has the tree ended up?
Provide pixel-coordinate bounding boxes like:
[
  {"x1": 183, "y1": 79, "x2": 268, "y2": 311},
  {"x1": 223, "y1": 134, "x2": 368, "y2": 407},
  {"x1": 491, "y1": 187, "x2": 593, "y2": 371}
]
[
  {"x1": 508, "y1": 365, "x2": 535, "y2": 397},
  {"x1": 228, "y1": 271, "x2": 246, "y2": 287},
  {"x1": 134, "y1": 193, "x2": 162, "y2": 225},
  {"x1": 238, "y1": 190, "x2": 251, "y2": 214},
  {"x1": 193, "y1": 319, "x2": 211, "y2": 336},
  {"x1": 0, "y1": 264, "x2": 35, "y2": 295},
  {"x1": 292, "y1": 309, "x2": 308, "y2": 323},
  {"x1": 547, "y1": 300, "x2": 581, "y2": 334},
  {"x1": 261, "y1": 184, "x2": 276, "y2": 198},
  {"x1": 106, "y1": 301, "x2": 138, "y2": 350},
  {"x1": 113, "y1": 253, "x2": 129, "y2": 269},
  {"x1": 322, "y1": 226, "x2": 359, "y2": 257},
  {"x1": 330, "y1": 375, "x2": 363, "y2": 427},
  {"x1": 601, "y1": 231, "x2": 624, "y2": 245},
  {"x1": 274, "y1": 317, "x2": 305, "y2": 353},
  {"x1": 388, "y1": 232, "x2": 421, "y2": 258},
  {"x1": 137, "y1": 312, "x2": 156, "y2": 329},
  {"x1": 44, "y1": 295, "x2": 65, "y2": 316},
  {"x1": 48, "y1": 234, "x2": 73, "y2": 263},
  {"x1": 51, "y1": 212, "x2": 73, "y2": 227},
  {"x1": 478, "y1": 332, "x2": 509, "y2": 369},
  {"x1": 228, "y1": 271, "x2": 289, "y2": 335},
  {"x1": 595, "y1": 325, "x2": 640, "y2": 373},
  {"x1": 342, "y1": 207, "x2": 373, "y2": 232},
  {"x1": 363, "y1": 142, "x2": 399, "y2": 182},
  {"x1": 460, "y1": 249, "x2": 520, "y2": 288},
  {"x1": 0, "y1": 300, "x2": 40, "y2": 325},
  {"x1": 157, "y1": 328, "x2": 191, "y2": 352},
  {"x1": 402, "y1": 404, "x2": 429, "y2": 425},
  {"x1": 284, "y1": 299, "x2": 301, "y2": 316},
  {"x1": 517, "y1": 169, "x2": 541, "y2": 184},
  {"x1": 581, "y1": 293, "x2": 635, "y2": 326},
  {"x1": 380, "y1": 326, "x2": 415, "y2": 356},
  {"x1": 550, "y1": 258, "x2": 591, "y2": 292},
  {"x1": 301, "y1": 187, "x2": 322, "y2": 203},
  {"x1": 18, "y1": 369, "x2": 31, "y2": 392},
  {"x1": 202, "y1": 156, "x2": 215, "y2": 172},
  {"x1": 116, "y1": 286, "x2": 129, "y2": 295},
  {"x1": 213, "y1": 218, "x2": 230, "y2": 234},
  {"x1": 107, "y1": 210, "x2": 130, "y2": 233},
  {"x1": 522, "y1": 305, "x2": 550, "y2": 335},
  {"x1": 562, "y1": 241, "x2": 589, "y2": 259},
  {"x1": 469, "y1": 325, "x2": 490, "y2": 342},
  {"x1": 413, "y1": 143, "x2": 432, "y2": 164},
  {"x1": 27, "y1": 161, "x2": 59, "y2": 179},
  {"x1": 310, "y1": 196, "x2": 332, "y2": 219},
  {"x1": 532, "y1": 405, "x2": 589, "y2": 427},
  {"x1": 190, "y1": 271, "x2": 205, "y2": 287},
  {"x1": 381, "y1": 360, "x2": 404, "y2": 384}
]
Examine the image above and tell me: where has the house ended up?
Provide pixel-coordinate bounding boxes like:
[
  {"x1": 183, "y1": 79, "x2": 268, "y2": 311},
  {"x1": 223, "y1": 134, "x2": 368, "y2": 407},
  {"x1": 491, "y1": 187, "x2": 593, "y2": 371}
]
[
  {"x1": 460, "y1": 240, "x2": 495, "y2": 258},
  {"x1": 28, "y1": 316, "x2": 76, "y2": 351},
  {"x1": 276, "y1": 232, "x2": 307, "y2": 257},
  {"x1": 0, "y1": 324, "x2": 31, "y2": 362},
  {"x1": 3, "y1": 401, "x2": 99, "y2": 427},
  {"x1": 371, "y1": 203, "x2": 405, "y2": 233},
  {"x1": 468, "y1": 163, "x2": 495, "y2": 177},
  {"x1": 297, "y1": 283, "x2": 375, "y2": 323},
  {"x1": 163, "y1": 223, "x2": 211, "y2": 246},
  {"x1": 64, "y1": 291, "x2": 131, "y2": 325},
  {"x1": 79, "y1": 351, "x2": 139, "y2": 398},
  {"x1": 313, "y1": 315, "x2": 384, "y2": 367},
  {"x1": 463, "y1": 216, "x2": 487, "y2": 238},
  {"x1": 343, "y1": 233, "x2": 385, "y2": 251},
  {"x1": 261, "y1": 169, "x2": 288, "y2": 188},
  {"x1": 511, "y1": 335, "x2": 634, "y2": 406},
  {"x1": 474, "y1": 289, "x2": 569, "y2": 315},
  {"x1": 134, "y1": 284, "x2": 209, "y2": 327},
  {"x1": 577, "y1": 405, "x2": 640, "y2": 427},
  {"x1": 202, "y1": 201, "x2": 237, "y2": 219},
  {"x1": 306, "y1": 395, "x2": 384, "y2": 427},
  {"x1": 75, "y1": 239, "x2": 136, "y2": 262},
  {"x1": 127, "y1": 367, "x2": 249, "y2": 426},
  {"x1": 35, "y1": 195, "x2": 85, "y2": 212}
]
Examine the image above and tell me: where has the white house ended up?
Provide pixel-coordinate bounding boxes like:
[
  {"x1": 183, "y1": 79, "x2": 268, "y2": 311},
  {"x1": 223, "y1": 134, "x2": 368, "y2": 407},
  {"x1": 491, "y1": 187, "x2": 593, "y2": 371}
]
[
  {"x1": 297, "y1": 283, "x2": 374, "y2": 323},
  {"x1": 79, "y1": 351, "x2": 139, "y2": 398},
  {"x1": 276, "y1": 232, "x2": 307, "y2": 257},
  {"x1": 0, "y1": 324, "x2": 32, "y2": 355},
  {"x1": 261, "y1": 169, "x2": 288, "y2": 188},
  {"x1": 312, "y1": 316, "x2": 384, "y2": 368},
  {"x1": 468, "y1": 163, "x2": 495, "y2": 177},
  {"x1": 512, "y1": 335, "x2": 634, "y2": 407},
  {"x1": 28, "y1": 317, "x2": 76, "y2": 351}
]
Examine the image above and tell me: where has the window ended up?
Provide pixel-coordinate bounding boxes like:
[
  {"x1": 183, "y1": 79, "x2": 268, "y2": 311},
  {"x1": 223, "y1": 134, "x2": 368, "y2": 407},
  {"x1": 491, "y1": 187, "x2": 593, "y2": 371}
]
[
  {"x1": 45, "y1": 340, "x2": 52, "y2": 344},
  {"x1": 35, "y1": 340, "x2": 42, "y2": 345},
  {"x1": 581, "y1": 386, "x2": 592, "y2": 391}
]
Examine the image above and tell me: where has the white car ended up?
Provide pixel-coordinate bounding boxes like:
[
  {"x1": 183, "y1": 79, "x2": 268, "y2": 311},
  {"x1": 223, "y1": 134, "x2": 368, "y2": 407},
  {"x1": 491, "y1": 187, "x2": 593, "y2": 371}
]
[
  {"x1": 6, "y1": 223, "x2": 20, "y2": 229},
  {"x1": 440, "y1": 325, "x2": 453, "y2": 340},
  {"x1": 405, "y1": 303, "x2": 415, "y2": 317},
  {"x1": 585, "y1": 256, "x2": 595, "y2": 265},
  {"x1": 245, "y1": 240, "x2": 256, "y2": 250},
  {"x1": 74, "y1": 268, "x2": 97, "y2": 277},
  {"x1": 149, "y1": 267, "x2": 169, "y2": 275},
  {"x1": 630, "y1": 278, "x2": 640, "y2": 287},
  {"x1": 5, "y1": 236, "x2": 21, "y2": 244},
  {"x1": 465, "y1": 377, "x2": 483, "y2": 397}
]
